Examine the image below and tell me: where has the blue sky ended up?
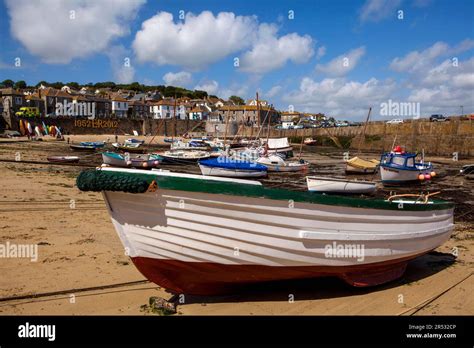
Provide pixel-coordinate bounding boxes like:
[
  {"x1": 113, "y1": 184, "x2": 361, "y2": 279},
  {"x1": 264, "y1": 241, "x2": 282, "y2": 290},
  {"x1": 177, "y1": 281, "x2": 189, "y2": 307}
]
[{"x1": 0, "y1": 0, "x2": 473, "y2": 120}]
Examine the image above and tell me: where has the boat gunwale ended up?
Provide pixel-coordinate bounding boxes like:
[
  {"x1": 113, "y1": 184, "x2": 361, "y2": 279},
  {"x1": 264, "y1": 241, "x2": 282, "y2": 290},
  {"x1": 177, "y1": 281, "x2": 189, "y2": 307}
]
[{"x1": 88, "y1": 168, "x2": 454, "y2": 211}]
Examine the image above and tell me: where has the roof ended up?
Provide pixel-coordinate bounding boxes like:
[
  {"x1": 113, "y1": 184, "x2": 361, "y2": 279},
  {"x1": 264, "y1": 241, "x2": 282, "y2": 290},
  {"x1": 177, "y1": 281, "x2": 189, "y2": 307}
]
[
  {"x1": 25, "y1": 94, "x2": 42, "y2": 101},
  {"x1": 0, "y1": 88, "x2": 23, "y2": 96},
  {"x1": 217, "y1": 105, "x2": 274, "y2": 111}
]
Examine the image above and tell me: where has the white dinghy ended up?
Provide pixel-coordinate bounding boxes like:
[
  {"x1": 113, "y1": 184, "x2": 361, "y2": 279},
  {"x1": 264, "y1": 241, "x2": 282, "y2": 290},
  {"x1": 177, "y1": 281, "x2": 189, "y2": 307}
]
[{"x1": 306, "y1": 176, "x2": 377, "y2": 194}]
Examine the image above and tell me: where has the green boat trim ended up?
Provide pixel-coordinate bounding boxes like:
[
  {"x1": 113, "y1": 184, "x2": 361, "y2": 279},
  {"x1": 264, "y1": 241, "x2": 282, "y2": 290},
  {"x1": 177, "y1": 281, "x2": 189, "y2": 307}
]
[{"x1": 76, "y1": 169, "x2": 454, "y2": 211}]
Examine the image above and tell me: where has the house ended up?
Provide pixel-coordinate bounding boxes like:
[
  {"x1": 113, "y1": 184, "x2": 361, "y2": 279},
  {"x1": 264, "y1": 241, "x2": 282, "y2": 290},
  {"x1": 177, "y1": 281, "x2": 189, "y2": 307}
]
[
  {"x1": 111, "y1": 95, "x2": 128, "y2": 117},
  {"x1": 40, "y1": 88, "x2": 73, "y2": 116},
  {"x1": 86, "y1": 95, "x2": 112, "y2": 118},
  {"x1": 61, "y1": 85, "x2": 79, "y2": 94},
  {"x1": 128, "y1": 100, "x2": 148, "y2": 118},
  {"x1": 214, "y1": 105, "x2": 280, "y2": 126},
  {"x1": 0, "y1": 88, "x2": 25, "y2": 129},
  {"x1": 25, "y1": 94, "x2": 45, "y2": 115},
  {"x1": 149, "y1": 99, "x2": 174, "y2": 119},
  {"x1": 189, "y1": 105, "x2": 209, "y2": 120},
  {"x1": 280, "y1": 111, "x2": 303, "y2": 123}
]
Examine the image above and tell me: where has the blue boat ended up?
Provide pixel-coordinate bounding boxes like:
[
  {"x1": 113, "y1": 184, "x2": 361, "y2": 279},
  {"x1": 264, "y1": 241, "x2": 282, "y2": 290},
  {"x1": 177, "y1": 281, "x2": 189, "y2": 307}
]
[
  {"x1": 380, "y1": 146, "x2": 434, "y2": 185},
  {"x1": 198, "y1": 157, "x2": 268, "y2": 178},
  {"x1": 80, "y1": 141, "x2": 105, "y2": 148}
]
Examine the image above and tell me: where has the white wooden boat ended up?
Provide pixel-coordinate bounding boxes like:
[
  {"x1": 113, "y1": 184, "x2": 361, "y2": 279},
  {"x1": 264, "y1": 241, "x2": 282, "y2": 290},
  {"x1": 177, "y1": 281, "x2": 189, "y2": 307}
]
[
  {"x1": 257, "y1": 155, "x2": 308, "y2": 172},
  {"x1": 199, "y1": 157, "x2": 267, "y2": 178},
  {"x1": 102, "y1": 152, "x2": 161, "y2": 169},
  {"x1": 306, "y1": 176, "x2": 376, "y2": 194},
  {"x1": 77, "y1": 167, "x2": 454, "y2": 295},
  {"x1": 345, "y1": 156, "x2": 379, "y2": 174},
  {"x1": 171, "y1": 140, "x2": 210, "y2": 151},
  {"x1": 160, "y1": 150, "x2": 210, "y2": 164},
  {"x1": 304, "y1": 137, "x2": 317, "y2": 146},
  {"x1": 263, "y1": 138, "x2": 293, "y2": 158}
]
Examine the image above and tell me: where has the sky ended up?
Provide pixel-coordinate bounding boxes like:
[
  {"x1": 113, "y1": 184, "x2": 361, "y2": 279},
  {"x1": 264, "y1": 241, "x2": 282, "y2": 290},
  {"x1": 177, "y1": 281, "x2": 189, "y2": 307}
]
[{"x1": 0, "y1": 0, "x2": 473, "y2": 120}]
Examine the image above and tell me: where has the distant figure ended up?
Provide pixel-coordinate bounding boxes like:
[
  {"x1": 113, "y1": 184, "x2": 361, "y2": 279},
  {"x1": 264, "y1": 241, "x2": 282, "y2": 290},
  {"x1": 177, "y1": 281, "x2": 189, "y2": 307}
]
[
  {"x1": 115, "y1": 135, "x2": 118, "y2": 143},
  {"x1": 67, "y1": 137, "x2": 70, "y2": 144}
]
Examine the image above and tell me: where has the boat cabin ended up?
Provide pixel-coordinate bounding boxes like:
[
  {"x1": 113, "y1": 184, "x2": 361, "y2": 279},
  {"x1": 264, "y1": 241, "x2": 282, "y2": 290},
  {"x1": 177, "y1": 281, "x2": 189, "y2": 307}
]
[{"x1": 380, "y1": 151, "x2": 420, "y2": 170}]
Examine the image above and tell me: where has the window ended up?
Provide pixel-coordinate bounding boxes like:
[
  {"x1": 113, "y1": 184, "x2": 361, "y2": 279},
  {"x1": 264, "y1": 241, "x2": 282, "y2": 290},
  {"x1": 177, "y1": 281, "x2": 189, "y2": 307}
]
[
  {"x1": 392, "y1": 156, "x2": 405, "y2": 166},
  {"x1": 406, "y1": 157, "x2": 414, "y2": 167}
]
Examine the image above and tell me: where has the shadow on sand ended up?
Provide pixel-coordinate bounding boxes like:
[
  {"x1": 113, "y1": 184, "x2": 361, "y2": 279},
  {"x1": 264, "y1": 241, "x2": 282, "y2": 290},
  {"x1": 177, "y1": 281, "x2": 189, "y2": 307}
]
[{"x1": 175, "y1": 251, "x2": 456, "y2": 306}]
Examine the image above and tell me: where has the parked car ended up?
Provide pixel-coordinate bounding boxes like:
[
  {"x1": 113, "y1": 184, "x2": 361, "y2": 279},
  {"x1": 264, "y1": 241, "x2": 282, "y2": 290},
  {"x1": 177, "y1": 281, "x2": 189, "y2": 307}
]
[
  {"x1": 293, "y1": 124, "x2": 304, "y2": 129},
  {"x1": 430, "y1": 114, "x2": 449, "y2": 122},
  {"x1": 386, "y1": 119, "x2": 403, "y2": 124},
  {"x1": 335, "y1": 121, "x2": 349, "y2": 127}
]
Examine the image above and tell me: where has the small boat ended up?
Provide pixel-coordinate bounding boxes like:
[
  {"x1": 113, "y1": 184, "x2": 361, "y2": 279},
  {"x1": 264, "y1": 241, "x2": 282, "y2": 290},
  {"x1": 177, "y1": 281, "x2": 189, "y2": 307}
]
[
  {"x1": 80, "y1": 141, "x2": 105, "y2": 148},
  {"x1": 125, "y1": 138, "x2": 145, "y2": 145},
  {"x1": 171, "y1": 140, "x2": 210, "y2": 151},
  {"x1": 76, "y1": 167, "x2": 454, "y2": 295},
  {"x1": 264, "y1": 138, "x2": 293, "y2": 158},
  {"x1": 47, "y1": 156, "x2": 80, "y2": 163},
  {"x1": 380, "y1": 146, "x2": 435, "y2": 185},
  {"x1": 163, "y1": 137, "x2": 175, "y2": 143},
  {"x1": 112, "y1": 143, "x2": 145, "y2": 153},
  {"x1": 102, "y1": 152, "x2": 161, "y2": 169},
  {"x1": 199, "y1": 157, "x2": 268, "y2": 178},
  {"x1": 70, "y1": 144, "x2": 97, "y2": 151},
  {"x1": 460, "y1": 164, "x2": 474, "y2": 175},
  {"x1": 160, "y1": 150, "x2": 211, "y2": 164},
  {"x1": 345, "y1": 156, "x2": 379, "y2": 174},
  {"x1": 304, "y1": 137, "x2": 317, "y2": 146},
  {"x1": 306, "y1": 176, "x2": 376, "y2": 194},
  {"x1": 257, "y1": 155, "x2": 308, "y2": 172}
]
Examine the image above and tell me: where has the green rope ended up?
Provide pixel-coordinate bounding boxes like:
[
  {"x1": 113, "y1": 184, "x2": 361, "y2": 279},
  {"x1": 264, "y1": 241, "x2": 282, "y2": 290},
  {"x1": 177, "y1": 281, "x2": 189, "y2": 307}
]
[{"x1": 76, "y1": 169, "x2": 151, "y2": 193}]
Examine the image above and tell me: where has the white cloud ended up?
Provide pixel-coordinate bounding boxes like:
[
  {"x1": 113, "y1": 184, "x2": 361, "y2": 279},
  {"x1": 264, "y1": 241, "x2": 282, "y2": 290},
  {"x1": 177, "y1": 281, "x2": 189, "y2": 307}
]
[
  {"x1": 315, "y1": 46, "x2": 366, "y2": 76},
  {"x1": 219, "y1": 84, "x2": 249, "y2": 99},
  {"x1": 194, "y1": 80, "x2": 219, "y2": 95},
  {"x1": 133, "y1": 11, "x2": 315, "y2": 74},
  {"x1": 133, "y1": 11, "x2": 258, "y2": 70},
  {"x1": 107, "y1": 45, "x2": 135, "y2": 84},
  {"x1": 283, "y1": 76, "x2": 397, "y2": 119},
  {"x1": 359, "y1": 0, "x2": 402, "y2": 23},
  {"x1": 265, "y1": 85, "x2": 282, "y2": 98},
  {"x1": 163, "y1": 71, "x2": 193, "y2": 87},
  {"x1": 5, "y1": 0, "x2": 145, "y2": 64},
  {"x1": 316, "y1": 46, "x2": 326, "y2": 59},
  {"x1": 238, "y1": 24, "x2": 314, "y2": 73}
]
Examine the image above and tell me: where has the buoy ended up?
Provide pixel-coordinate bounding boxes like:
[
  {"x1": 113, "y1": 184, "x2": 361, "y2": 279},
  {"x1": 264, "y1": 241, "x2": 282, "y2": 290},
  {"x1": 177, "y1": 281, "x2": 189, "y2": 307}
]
[
  {"x1": 430, "y1": 171, "x2": 436, "y2": 177},
  {"x1": 418, "y1": 174, "x2": 425, "y2": 181},
  {"x1": 154, "y1": 161, "x2": 159, "y2": 165},
  {"x1": 126, "y1": 160, "x2": 132, "y2": 166},
  {"x1": 424, "y1": 174, "x2": 431, "y2": 180},
  {"x1": 142, "y1": 162, "x2": 148, "y2": 168}
]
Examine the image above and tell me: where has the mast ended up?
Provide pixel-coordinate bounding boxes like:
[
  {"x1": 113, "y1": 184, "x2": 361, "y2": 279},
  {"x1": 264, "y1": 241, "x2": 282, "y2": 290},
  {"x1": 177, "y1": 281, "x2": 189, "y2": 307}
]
[{"x1": 357, "y1": 107, "x2": 372, "y2": 155}]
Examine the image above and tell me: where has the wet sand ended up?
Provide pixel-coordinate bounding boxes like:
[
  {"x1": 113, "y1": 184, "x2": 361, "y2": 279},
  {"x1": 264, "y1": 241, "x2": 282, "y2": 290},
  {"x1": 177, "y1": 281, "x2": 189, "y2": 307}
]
[{"x1": 0, "y1": 136, "x2": 472, "y2": 315}]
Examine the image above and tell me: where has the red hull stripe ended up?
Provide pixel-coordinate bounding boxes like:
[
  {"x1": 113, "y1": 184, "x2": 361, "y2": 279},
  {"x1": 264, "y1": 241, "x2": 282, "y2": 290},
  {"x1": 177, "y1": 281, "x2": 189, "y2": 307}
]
[{"x1": 131, "y1": 256, "x2": 417, "y2": 295}]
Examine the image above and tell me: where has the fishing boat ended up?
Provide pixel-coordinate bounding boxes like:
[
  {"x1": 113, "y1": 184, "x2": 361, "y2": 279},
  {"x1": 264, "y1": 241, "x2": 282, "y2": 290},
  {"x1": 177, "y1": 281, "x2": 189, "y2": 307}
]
[
  {"x1": 102, "y1": 152, "x2": 161, "y2": 169},
  {"x1": 112, "y1": 142, "x2": 145, "y2": 154},
  {"x1": 345, "y1": 157, "x2": 379, "y2": 174},
  {"x1": 306, "y1": 176, "x2": 376, "y2": 194},
  {"x1": 76, "y1": 167, "x2": 454, "y2": 295},
  {"x1": 163, "y1": 137, "x2": 175, "y2": 143},
  {"x1": 263, "y1": 137, "x2": 293, "y2": 158},
  {"x1": 304, "y1": 137, "x2": 317, "y2": 146},
  {"x1": 125, "y1": 138, "x2": 145, "y2": 145},
  {"x1": 80, "y1": 141, "x2": 105, "y2": 148},
  {"x1": 380, "y1": 146, "x2": 435, "y2": 185},
  {"x1": 47, "y1": 156, "x2": 80, "y2": 163},
  {"x1": 160, "y1": 150, "x2": 210, "y2": 164},
  {"x1": 199, "y1": 157, "x2": 268, "y2": 178},
  {"x1": 70, "y1": 144, "x2": 97, "y2": 151},
  {"x1": 171, "y1": 140, "x2": 210, "y2": 151},
  {"x1": 257, "y1": 155, "x2": 308, "y2": 172}
]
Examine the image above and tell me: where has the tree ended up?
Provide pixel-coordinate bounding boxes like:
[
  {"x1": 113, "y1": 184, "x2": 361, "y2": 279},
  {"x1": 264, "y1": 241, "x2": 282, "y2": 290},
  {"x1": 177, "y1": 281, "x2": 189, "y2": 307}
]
[
  {"x1": 229, "y1": 95, "x2": 245, "y2": 105},
  {"x1": 14, "y1": 80, "x2": 27, "y2": 89},
  {"x1": 66, "y1": 82, "x2": 80, "y2": 89},
  {"x1": 35, "y1": 80, "x2": 49, "y2": 88},
  {"x1": 1, "y1": 79, "x2": 14, "y2": 88}
]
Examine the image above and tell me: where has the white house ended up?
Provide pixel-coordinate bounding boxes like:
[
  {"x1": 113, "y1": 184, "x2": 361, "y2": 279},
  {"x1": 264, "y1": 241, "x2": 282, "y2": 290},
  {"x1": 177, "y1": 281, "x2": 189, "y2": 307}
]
[{"x1": 111, "y1": 96, "x2": 128, "y2": 117}]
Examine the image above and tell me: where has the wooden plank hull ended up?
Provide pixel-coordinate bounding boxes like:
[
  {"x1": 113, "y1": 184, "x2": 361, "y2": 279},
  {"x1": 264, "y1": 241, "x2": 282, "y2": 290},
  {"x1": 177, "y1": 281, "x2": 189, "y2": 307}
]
[
  {"x1": 100, "y1": 170, "x2": 454, "y2": 295},
  {"x1": 307, "y1": 176, "x2": 376, "y2": 194},
  {"x1": 199, "y1": 164, "x2": 267, "y2": 178}
]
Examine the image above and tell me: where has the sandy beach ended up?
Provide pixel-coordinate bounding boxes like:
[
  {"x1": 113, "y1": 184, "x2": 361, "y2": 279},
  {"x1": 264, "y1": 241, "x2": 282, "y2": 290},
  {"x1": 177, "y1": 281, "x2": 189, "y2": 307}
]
[{"x1": 0, "y1": 136, "x2": 472, "y2": 315}]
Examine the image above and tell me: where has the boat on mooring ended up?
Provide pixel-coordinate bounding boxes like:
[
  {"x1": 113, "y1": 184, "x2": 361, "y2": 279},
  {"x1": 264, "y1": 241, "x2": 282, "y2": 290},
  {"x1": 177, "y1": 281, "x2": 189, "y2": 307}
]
[
  {"x1": 345, "y1": 156, "x2": 379, "y2": 174},
  {"x1": 199, "y1": 157, "x2": 268, "y2": 178},
  {"x1": 380, "y1": 146, "x2": 435, "y2": 185},
  {"x1": 112, "y1": 142, "x2": 145, "y2": 153},
  {"x1": 257, "y1": 155, "x2": 308, "y2": 172},
  {"x1": 102, "y1": 152, "x2": 161, "y2": 169},
  {"x1": 263, "y1": 137, "x2": 293, "y2": 158},
  {"x1": 80, "y1": 141, "x2": 105, "y2": 148},
  {"x1": 160, "y1": 150, "x2": 210, "y2": 164},
  {"x1": 306, "y1": 176, "x2": 376, "y2": 194},
  {"x1": 70, "y1": 144, "x2": 97, "y2": 151},
  {"x1": 47, "y1": 155, "x2": 80, "y2": 163},
  {"x1": 76, "y1": 167, "x2": 454, "y2": 295}
]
